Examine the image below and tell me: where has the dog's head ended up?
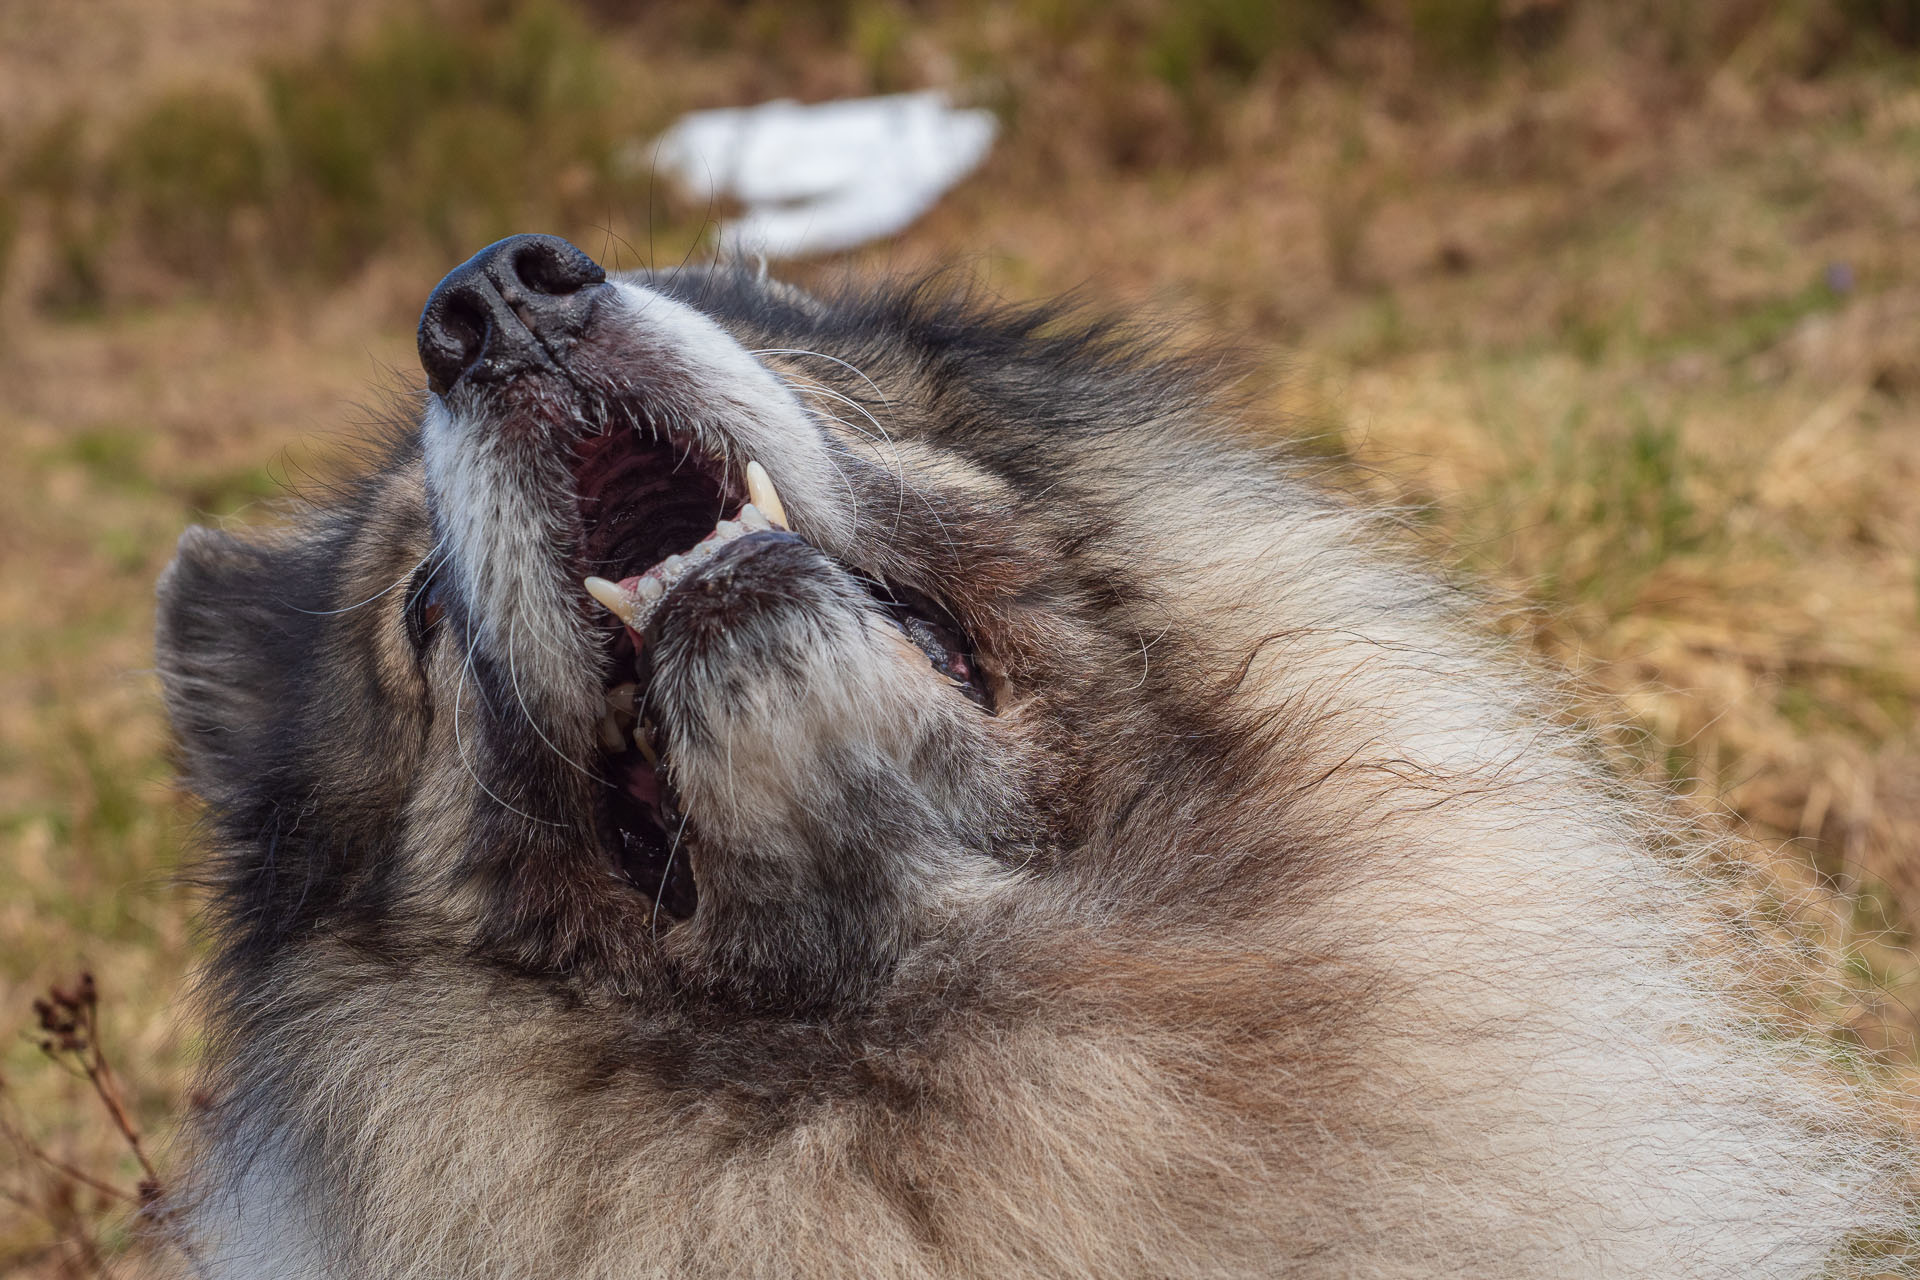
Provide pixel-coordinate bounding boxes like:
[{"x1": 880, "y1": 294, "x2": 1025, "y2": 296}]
[{"x1": 157, "y1": 235, "x2": 1282, "y2": 1018}]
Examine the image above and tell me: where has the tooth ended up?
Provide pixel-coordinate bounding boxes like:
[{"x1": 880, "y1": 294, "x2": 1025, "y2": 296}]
[
  {"x1": 598, "y1": 713, "x2": 627, "y2": 753},
  {"x1": 715, "y1": 519, "x2": 743, "y2": 539},
  {"x1": 739, "y1": 503, "x2": 772, "y2": 532},
  {"x1": 584, "y1": 576, "x2": 642, "y2": 627},
  {"x1": 745, "y1": 460, "x2": 788, "y2": 529},
  {"x1": 660, "y1": 554, "x2": 687, "y2": 578},
  {"x1": 632, "y1": 723, "x2": 659, "y2": 766},
  {"x1": 636, "y1": 576, "x2": 665, "y2": 603},
  {"x1": 605, "y1": 683, "x2": 637, "y2": 716}
]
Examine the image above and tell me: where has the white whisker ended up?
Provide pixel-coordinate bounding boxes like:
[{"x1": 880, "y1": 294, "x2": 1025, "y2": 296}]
[
  {"x1": 506, "y1": 616, "x2": 610, "y2": 785},
  {"x1": 455, "y1": 625, "x2": 563, "y2": 827},
  {"x1": 285, "y1": 542, "x2": 443, "y2": 616},
  {"x1": 750, "y1": 347, "x2": 894, "y2": 407},
  {"x1": 652, "y1": 807, "x2": 692, "y2": 940}
]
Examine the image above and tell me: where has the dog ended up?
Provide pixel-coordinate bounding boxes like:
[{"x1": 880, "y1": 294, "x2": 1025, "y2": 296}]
[{"x1": 155, "y1": 235, "x2": 1915, "y2": 1277}]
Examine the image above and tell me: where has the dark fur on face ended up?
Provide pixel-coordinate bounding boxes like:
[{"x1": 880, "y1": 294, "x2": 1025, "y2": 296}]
[{"x1": 157, "y1": 245, "x2": 1915, "y2": 1279}]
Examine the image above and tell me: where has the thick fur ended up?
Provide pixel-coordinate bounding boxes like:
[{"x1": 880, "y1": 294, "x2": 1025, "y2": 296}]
[{"x1": 156, "y1": 264, "x2": 1916, "y2": 1278}]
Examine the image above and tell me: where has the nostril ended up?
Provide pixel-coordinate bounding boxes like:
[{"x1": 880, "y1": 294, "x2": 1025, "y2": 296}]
[
  {"x1": 513, "y1": 239, "x2": 598, "y2": 297},
  {"x1": 419, "y1": 285, "x2": 495, "y2": 395},
  {"x1": 441, "y1": 294, "x2": 489, "y2": 365}
]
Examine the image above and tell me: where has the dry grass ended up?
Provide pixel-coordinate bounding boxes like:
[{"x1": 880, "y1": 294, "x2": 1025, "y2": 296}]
[{"x1": 2, "y1": 0, "x2": 1918, "y2": 1271}]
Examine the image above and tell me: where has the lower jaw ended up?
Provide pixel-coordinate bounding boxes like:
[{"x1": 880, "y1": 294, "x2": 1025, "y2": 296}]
[{"x1": 569, "y1": 462, "x2": 987, "y2": 922}]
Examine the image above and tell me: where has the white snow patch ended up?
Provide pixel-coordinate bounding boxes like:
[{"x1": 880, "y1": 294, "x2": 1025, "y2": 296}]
[{"x1": 645, "y1": 90, "x2": 998, "y2": 259}]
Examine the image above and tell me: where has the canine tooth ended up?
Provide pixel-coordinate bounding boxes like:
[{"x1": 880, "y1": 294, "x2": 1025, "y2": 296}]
[
  {"x1": 584, "y1": 576, "x2": 642, "y2": 627},
  {"x1": 598, "y1": 713, "x2": 627, "y2": 754},
  {"x1": 739, "y1": 503, "x2": 772, "y2": 532},
  {"x1": 632, "y1": 723, "x2": 659, "y2": 766},
  {"x1": 745, "y1": 460, "x2": 788, "y2": 529}
]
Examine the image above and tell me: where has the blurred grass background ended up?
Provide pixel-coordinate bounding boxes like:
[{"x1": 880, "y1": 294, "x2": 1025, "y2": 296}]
[{"x1": 3, "y1": 0, "x2": 1920, "y2": 1271}]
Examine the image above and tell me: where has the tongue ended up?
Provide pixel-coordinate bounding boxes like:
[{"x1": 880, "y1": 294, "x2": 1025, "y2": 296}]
[{"x1": 623, "y1": 755, "x2": 661, "y2": 805}]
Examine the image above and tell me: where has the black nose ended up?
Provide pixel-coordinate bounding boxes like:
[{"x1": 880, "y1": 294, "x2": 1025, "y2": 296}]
[{"x1": 417, "y1": 234, "x2": 607, "y2": 395}]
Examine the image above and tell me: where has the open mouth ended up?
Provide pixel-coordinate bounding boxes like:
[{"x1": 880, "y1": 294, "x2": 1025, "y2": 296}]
[
  {"x1": 570, "y1": 423, "x2": 744, "y2": 922},
  {"x1": 568, "y1": 418, "x2": 990, "y2": 925}
]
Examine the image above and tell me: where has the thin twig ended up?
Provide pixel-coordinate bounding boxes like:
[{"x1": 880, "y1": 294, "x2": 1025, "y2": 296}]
[{"x1": 5, "y1": 971, "x2": 207, "y2": 1277}]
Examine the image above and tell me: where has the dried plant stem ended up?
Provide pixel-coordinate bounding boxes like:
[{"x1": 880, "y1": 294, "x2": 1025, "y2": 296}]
[
  {"x1": 4, "y1": 971, "x2": 206, "y2": 1277},
  {"x1": 72, "y1": 1013, "x2": 158, "y2": 1191},
  {"x1": 0, "y1": 1117, "x2": 136, "y2": 1206}
]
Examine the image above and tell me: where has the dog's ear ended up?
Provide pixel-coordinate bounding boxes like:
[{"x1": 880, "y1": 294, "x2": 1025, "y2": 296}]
[{"x1": 155, "y1": 524, "x2": 316, "y2": 810}]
